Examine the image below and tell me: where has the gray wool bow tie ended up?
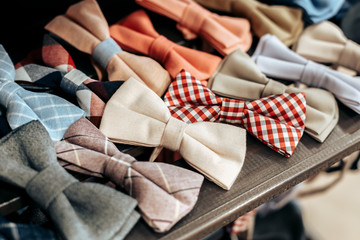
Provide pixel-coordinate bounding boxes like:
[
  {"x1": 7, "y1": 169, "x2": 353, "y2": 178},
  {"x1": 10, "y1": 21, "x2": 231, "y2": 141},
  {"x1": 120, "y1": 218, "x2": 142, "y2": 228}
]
[{"x1": 0, "y1": 120, "x2": 140, "y2": 240}]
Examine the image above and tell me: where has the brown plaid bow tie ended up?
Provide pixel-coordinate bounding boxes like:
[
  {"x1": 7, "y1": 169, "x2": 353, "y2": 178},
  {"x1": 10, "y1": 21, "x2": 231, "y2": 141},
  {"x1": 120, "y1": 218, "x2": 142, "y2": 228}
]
[
  {"x1": 164, "y1": 70, "x2": 307, "y2": 157},
  {"x1": 55, "y1": 117, "x2": 204, "y2": 233}
]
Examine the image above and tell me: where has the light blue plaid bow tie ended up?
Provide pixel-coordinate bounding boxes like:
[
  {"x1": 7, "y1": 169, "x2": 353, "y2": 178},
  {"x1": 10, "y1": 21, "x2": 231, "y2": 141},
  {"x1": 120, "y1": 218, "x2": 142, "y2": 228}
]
[{"x1": 0, "y1": 45, "x2": 85, "y2": 141}]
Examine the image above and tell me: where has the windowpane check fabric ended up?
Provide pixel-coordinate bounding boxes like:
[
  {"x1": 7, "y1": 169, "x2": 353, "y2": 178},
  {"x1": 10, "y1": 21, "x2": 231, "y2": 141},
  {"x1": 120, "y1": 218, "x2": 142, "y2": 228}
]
[
  {"x1": 0, "y1": 45, "x2": 85, "y2": 141},
  {"x1": 0, "y1": 120, "x2": 140, "y2": 240},
  {"x1": 135, "y1": 0, "x2": 252, "y2": 56},
  {"x1": 252, "y1": 34, "x2": 360, "y2": 114},
  {"x1": 45, "y1": 0, "x2": 171, "y2": 96},
  {"x1": 208, "y1": 49, "x2": 339, "y2": 143},
  {"x1": 55, "y1": 117, "x2": 204, "y2": 233},
  {"x1": 99, "y1": 77, "x2": 247, "y2": 190},
  {"x1": 165, "y1": 70, "x2": 306, "y2": 157},
  {"x1": 109, "y1": 10, "x2": 222, "y2": 81}
]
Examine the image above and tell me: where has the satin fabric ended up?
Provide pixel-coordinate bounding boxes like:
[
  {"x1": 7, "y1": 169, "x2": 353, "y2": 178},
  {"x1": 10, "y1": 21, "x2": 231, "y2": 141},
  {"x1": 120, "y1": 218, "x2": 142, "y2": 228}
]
[{"x1": 208, "y1": 49, "x2": 339, "y2": 142}]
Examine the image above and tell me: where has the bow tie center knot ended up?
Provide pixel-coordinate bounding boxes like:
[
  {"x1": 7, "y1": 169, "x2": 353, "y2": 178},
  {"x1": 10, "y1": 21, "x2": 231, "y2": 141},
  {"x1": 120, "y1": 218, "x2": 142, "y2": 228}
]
[
  {"x1": 262, "y1": 79, "x2": 288, "y2": 97},
  {"x1": 300, "y1": 61, "x2": 327, "y2": 88},
  {"x1": 0, "y1": 81, "x2": 22, "y2": 107},
  {"x1": 149, "y1": 36, "x2": 175, "y2": 64},
  {"x1": 338, "y1": 40, "x2": 360, "y2": 71},
  {"x1": 92, "y1": 38, "x2": 122, "y2": 70},
  {"x1": 61, "y1": 69, "x2": 89, "y2": 96},
  {"x1": 161, "y1": 117, "x2": 187, "y2": 152},
  {"x1": 179, "y1": 2, "x2": 208, "y2": 34},
  {"x1": 103, "y1": 155, "x2": 135, "y2": 188},
  {"x1": 25, "y1": 164, "x2": 77, "y2": 210}
]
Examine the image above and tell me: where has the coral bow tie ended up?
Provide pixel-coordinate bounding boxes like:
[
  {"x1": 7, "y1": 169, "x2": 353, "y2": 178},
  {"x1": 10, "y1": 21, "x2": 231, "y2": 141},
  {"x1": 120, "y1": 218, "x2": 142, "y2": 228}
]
[
  {"x1": 135, "y1": 0, "x2": 252, "y2": 56},
  {"x1": 109, "y1": 10, "x2": 221, "y2": 81},
  {"x1": 164, "y1": 70, "x2": 307, "y2": 157}
]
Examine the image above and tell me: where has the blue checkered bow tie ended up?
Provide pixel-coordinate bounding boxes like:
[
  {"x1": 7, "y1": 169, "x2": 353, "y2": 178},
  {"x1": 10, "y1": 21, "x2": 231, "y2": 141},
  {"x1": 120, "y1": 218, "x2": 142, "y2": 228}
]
[{"x1": 0, "y1": 45, "x2": 85, "y2": 141}]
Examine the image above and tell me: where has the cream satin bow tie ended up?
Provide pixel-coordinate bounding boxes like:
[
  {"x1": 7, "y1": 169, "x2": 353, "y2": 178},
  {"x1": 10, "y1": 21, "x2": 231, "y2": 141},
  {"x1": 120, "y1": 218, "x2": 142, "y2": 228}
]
[
  {"x1": 99, "y1": 77, "x2": 247, "y2": 190},
  {"x1": 208, "y1": 49, "x2": 339, "y2": 143},
  {"x1": 293, "y1": 20, "x2": 360, "y2": 73}
]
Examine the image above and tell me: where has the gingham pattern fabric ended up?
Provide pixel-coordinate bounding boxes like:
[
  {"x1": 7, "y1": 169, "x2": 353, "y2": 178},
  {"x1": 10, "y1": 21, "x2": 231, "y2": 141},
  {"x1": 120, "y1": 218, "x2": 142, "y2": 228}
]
[
  {"x1": 0, "y1": 45, "x2": 85, "y2": 141},
  {"x1": 55, "y1": 117, "x2": 204, "y2": 233},
  {"x1": 164, "y1": 70, "x2": 307, "y2": 157}
]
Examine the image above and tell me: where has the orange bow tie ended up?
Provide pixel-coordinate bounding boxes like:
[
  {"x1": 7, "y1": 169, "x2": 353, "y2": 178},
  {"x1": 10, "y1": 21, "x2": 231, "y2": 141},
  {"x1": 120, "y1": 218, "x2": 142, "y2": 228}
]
[
  {"x1": 110, "y1": 10, "x2": 222, "y2": 81},
  {"x1": 136, "y1": 0, "x2": 252, "y2": 56}
]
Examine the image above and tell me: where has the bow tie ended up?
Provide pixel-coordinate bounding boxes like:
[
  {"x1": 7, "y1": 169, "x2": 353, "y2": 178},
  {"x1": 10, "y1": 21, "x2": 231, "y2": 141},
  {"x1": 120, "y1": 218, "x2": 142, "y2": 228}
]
[
  {"x1": 252, "y1": 34, "x2": 360, "y2": 114},
  {"x1": 135, "y1": 0, "x2": 252, "y2": 56},
  {"x1": 55, "y1": 117, "x2": 204, "y2": 233},
  {"x1": 293, "y1": 21, "x2": 360, "y2": 73},
  {"x1": 165, "y1": 70, "x2": 306, "y2": 157},
  {"x1": 0, "y1": 45, "x2": 85, "y2": 141},
  {"x1": 99, "y1": 77, "x2": 247, "y2": 190},
  {"x1": 194, "y1": 0, "x2": 304, "y2": 47},
  {"x1": 258, "y1": 0, "x2": 345, "y2": 24},
  {"x1": 208, "y1": 49, "x2": 339, "y2": 143},
  {"x1": 45, "y1": 0, "x2": 171, "y2": 96},
  {"x1": 0, "y1": 120, "x2": 140, "y2": 240},
  {"x1": 109, "y1": 10, "x2": 221, "y2": 81}
]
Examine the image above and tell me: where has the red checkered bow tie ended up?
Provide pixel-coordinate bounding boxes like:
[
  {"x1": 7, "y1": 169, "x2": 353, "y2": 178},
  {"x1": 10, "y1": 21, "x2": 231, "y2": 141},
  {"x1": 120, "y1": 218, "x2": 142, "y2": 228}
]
[{"x1": 164, "y1": 70, "x2": 307, "y2": 157}]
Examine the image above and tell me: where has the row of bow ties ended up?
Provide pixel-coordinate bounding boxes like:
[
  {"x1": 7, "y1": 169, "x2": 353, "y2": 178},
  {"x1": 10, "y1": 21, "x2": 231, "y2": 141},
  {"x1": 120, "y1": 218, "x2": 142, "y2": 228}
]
[{"x1": 0, "y1": 0, "x2": 359, "y2": 238}]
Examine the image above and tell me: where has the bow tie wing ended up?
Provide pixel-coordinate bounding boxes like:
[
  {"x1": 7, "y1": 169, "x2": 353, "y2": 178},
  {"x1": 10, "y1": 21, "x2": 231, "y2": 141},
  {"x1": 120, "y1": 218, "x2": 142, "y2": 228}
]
[
  {"x1": 57, "y1": 117, "x2": 204, "y2": 232},
  {"x1": 293, "y1": 21, "x2": 360, "y2": 72},
  {"x1": 0, "y1": 45, "x2": 16, "y2": 82},
  {"x1": 99, "y1": 77, "x2": 247, "y2": 190},
  {"x1": 110, "y1": 10, "x2": 222, "y2": 81},
  {"x1": 0, "y1": 121, "x2": 140, "y2": 240},
  {"x1": 136, "y1": 0, "x2": 252, "y2": 55}
]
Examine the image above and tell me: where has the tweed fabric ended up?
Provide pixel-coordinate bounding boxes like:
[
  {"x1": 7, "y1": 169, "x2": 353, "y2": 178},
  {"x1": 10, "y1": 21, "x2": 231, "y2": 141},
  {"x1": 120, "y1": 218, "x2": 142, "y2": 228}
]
[
  {"x1": 99, "y1": 77, "x2": 247, "y2": 190},
  {"x1": 0, "y1": 120, "x2": 139, "y2": 240},
  {"x1": 165, "y1": 70, "x2": 306, "y2": 157},
  {"x1": 135, "y1": 0, "x2": 252, "y2": 56},
  {"x1": 109, "y1": 10, "x2": 221, "y2": 81}
]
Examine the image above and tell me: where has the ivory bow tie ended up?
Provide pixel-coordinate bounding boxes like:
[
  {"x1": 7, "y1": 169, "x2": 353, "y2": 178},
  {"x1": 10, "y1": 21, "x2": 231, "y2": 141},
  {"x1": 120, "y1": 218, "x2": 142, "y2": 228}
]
[
  {"x1": 208, "y1": 49, "x2": 339, "y2": 143},
  {"x1": 135, "y1": 0, "x2": 252, "y2": 56},
  {"x1": 194, "y1": 0, "x2": 304, "y2": 47},
  {"x1": 0, "y1": 121, "x2": 140, "y2": 240},
  {"x1": 165, "y1": 70, "x2": 306, "y2": 157},
  {"x1": 252, "y1": 34, "x2": 360, "y2": 114},
  {"x1": 99, "y1": 77, "x2": 247, "y2": 190},
  {"x1": 56, "y1": 117, "x2": 204, "y2": 232},
  {"x1": 109, "y1": 10, "x2": 221, "y2": 81},
  {"x1": 45, "y1": 0, "x2": 171, "y2": 96},
  {"x1": 259, "y1": 0, "x2": 345, "y2": 24},
  {"x1": 293, "y1": 21, "x2": 360, "y2": 73},
  {"x1": 0, "y1": 45, "x2": 85, "y2": 141}
]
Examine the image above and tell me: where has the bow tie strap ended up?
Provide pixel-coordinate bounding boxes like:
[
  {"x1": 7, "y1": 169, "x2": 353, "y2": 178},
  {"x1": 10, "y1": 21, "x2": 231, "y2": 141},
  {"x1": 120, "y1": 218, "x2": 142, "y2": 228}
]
[
  {"x1": 0, "y1": 121, "x2": 140, "y2": 240},
  {"x1": 293, "y1": 21, "x2": 360, "y2": 72},
  {"x1": 92, "y1": 38, "x2": 123, "y2": 70},
  {"x1": 99, "y1": 77, "x2": 246, "y2": 190},
  {"x1": 109, "y1": 10, "x2": 222, "y2": 81},
  {"x1": 208, "y1": 48, "x2": 339, "y2": 142},
  {"x1": 45, "y1": 0, "x2": 171, "y2": 96},
  {"x1": 135, "y1": 0, "x2": 252, "y2": 55}
]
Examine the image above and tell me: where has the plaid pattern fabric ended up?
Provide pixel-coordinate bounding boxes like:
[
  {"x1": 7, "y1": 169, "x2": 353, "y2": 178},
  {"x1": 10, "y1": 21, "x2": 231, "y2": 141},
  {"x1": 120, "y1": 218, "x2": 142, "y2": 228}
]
[
  {"x1": 55, "y1": 117, "x2": 204, "y2": 233},
  {"x1": 0, "y1": 46, "x2": 85, "y2": 141},
  {"x1": 14, "y1": 34, "x2": 124, "y2": 128},
  {"x1": 164, "y1": 70, "x2": 307, "y2": 157},
  {"x1": 0, "y1": 216, "x2": 59, "y2": 240}
]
